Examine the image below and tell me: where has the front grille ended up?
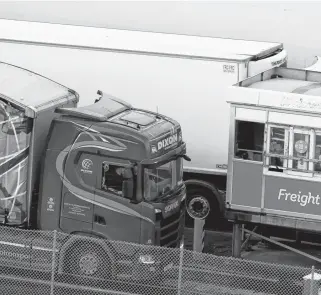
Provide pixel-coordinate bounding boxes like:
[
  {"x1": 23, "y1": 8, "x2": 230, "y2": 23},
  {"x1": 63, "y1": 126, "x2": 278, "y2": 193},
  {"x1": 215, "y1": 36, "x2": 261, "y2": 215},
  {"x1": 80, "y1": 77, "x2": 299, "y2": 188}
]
[
  {"x1": 154, "y1": 185, "x2": 186, "y2": 248},
  {"x1": 158, "y1": 203, "x2": 185, "y2": 248}
]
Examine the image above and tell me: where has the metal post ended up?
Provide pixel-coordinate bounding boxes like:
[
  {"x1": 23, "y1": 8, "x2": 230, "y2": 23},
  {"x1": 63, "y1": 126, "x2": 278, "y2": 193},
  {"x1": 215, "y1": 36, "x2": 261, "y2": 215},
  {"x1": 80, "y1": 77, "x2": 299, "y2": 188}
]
[
  {"x1": 177, "y1": 241, "x2": 184, "y2": 295},
  {"x1": 241, "y1": 224, "x2": 245, "y2": 241},
  {"x1": 232, "y1": 223, "x2": 242, "y2": 258},
  {"x1": 51, "y1": 230, "x2": 57, "y2": 295},
  {"x1": 241, "y1": 226, "x2": 258, "y2": 251},
  {"x1": 193, "y1": 218, "x2": 205, "y2": 253}
]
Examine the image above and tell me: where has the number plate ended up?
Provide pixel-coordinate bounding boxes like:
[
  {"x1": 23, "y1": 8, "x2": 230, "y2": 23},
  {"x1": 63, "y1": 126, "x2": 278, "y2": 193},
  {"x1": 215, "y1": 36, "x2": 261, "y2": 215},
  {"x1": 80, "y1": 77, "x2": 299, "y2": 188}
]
[{"x1": 164, "y1": 262, "x2": 173, "y2": 271}]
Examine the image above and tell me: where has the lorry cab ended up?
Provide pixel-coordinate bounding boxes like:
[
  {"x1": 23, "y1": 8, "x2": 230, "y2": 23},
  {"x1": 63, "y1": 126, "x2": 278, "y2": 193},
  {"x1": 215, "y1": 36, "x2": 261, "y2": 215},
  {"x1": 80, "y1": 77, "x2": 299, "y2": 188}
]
[
  {"x1": 0, "y1": 61, "x2": 185, "y2": 279},
  {"x1": 38, "y1": 92, "x2": 187, "y2": 248},
  {"x1": 226, "y1": 67, "x2": 321, "y2": 234}
]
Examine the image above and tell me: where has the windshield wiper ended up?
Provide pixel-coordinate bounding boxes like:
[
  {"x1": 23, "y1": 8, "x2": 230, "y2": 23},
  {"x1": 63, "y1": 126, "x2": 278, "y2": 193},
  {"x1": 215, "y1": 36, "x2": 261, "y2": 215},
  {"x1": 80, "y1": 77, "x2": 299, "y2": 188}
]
[
  {"x1": 154, "y1": 183, "x2": 183, "y2": 202},
  {"x1": 151, "y1": 188, "x2": 172, "y2": 203}
]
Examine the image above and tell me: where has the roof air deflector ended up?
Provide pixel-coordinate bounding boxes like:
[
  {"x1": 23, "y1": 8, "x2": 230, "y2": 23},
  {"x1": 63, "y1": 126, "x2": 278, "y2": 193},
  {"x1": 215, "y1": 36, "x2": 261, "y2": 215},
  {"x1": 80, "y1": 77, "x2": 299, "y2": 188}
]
[{"x1": 56, "y1": 91, "x2": 132, "y2": 121}]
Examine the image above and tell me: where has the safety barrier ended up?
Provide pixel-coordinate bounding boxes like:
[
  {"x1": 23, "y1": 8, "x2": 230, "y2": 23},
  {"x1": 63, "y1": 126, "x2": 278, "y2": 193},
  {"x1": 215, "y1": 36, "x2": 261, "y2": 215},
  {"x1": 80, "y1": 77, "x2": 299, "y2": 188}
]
[{"x1": 0, "y1": 226, "x2": 318, "y2": 295}]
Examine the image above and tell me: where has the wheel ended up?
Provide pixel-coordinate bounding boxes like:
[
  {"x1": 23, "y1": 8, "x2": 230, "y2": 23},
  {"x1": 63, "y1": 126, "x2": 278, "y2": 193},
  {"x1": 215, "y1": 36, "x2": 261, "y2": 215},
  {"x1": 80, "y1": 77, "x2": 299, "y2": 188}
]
[
  {"x1": 185, "y1": 187, "x2": 221, "y2": 230},
  {"x1": 63, "y1": 240, "x2": 112, "y2": 280}
]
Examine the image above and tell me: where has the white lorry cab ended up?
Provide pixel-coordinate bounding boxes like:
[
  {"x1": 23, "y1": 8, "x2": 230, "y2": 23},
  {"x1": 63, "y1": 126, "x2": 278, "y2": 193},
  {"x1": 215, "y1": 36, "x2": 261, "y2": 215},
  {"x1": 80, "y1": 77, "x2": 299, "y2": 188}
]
[
  {"x1": 0, "y1": 19, "x2": 288, "y2": 228},
  {"x1": 226, "y1": 67, "x2": 321, "y2": 249}
]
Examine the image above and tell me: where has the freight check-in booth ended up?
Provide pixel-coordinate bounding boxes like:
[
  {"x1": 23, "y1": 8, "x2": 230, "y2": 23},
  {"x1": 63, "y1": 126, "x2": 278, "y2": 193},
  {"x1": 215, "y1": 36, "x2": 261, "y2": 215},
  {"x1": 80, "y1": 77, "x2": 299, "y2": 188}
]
[{"x1": 225, "y1": 68, "x2": 321, "y2": 256}]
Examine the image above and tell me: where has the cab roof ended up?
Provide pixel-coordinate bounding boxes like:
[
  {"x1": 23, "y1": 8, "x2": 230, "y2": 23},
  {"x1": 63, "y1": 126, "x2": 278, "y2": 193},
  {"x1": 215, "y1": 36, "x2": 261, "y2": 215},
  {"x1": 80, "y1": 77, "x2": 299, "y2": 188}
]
[
  {"x1": 58, "y1": 91, "x2": 181, "y2": 141},
  {"x1": 0, "y1": 62, "x2": 78, "y2": 118},
  {"x1": 57, "y1": 91, "x2": 132, "y2": 121}
]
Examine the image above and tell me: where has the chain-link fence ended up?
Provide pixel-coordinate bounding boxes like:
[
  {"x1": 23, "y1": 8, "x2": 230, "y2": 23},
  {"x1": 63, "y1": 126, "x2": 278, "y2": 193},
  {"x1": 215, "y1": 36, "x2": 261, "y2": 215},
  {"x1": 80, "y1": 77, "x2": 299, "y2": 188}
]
[{"x1": 0, "y1": 226, "x2": 318, "y2": 295}]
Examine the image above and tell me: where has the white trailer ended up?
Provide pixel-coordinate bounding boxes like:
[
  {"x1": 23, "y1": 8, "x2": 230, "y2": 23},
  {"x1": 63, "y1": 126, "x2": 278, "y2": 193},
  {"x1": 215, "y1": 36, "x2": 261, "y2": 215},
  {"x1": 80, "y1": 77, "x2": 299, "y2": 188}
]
[{"x1": 0, "y1": 19, "x2": 287, "y2": 227}]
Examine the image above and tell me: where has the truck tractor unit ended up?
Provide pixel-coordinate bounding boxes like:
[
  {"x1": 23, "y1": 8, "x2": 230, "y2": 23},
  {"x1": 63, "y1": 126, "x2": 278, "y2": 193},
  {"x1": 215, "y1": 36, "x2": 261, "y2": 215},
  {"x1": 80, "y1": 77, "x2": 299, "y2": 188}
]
[{"x1": 0, "y1": 62, "x2": 186, "y2": 278}]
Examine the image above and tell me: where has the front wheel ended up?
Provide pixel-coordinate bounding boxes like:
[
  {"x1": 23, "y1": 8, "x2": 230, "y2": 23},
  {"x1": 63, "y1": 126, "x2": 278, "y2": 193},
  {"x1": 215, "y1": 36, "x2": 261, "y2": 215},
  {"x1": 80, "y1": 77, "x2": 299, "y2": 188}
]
[
  {"x1": 63, "y1": 240, "x2": 112, "y2": 280},
  {"x1": 185, "y1": 187, "x2": 221, "y2": 230}
]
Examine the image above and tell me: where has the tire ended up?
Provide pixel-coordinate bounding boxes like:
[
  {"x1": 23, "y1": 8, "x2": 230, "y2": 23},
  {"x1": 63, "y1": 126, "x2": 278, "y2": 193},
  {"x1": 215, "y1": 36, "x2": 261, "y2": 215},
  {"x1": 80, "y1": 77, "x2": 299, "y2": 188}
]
[
  {"x1": 63, "y1": 240, "x2": 112, "y2": 280},
  {"x1": 185, "y1": 187, "x2": 221, "y2": 230}
]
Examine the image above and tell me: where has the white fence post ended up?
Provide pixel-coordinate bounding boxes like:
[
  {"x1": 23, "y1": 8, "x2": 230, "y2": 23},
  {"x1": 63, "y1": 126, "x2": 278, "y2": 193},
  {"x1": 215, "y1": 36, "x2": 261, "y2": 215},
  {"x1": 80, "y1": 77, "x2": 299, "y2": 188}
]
[
  {"x1": 310, "y1": 266, "x2": 315, "y2": 295},
  {"x1": 193, "y1": 218, "x2": 205, "y2": 253},
  {"x1": 177, "y1": 241, "x2": 184, "y2": 295},
  {"x1": 50, "y1": 230, "x2": 57, "y2": 295},
  {"x1": 302, "y1": 265, "x2": 321, "y2": 295}
]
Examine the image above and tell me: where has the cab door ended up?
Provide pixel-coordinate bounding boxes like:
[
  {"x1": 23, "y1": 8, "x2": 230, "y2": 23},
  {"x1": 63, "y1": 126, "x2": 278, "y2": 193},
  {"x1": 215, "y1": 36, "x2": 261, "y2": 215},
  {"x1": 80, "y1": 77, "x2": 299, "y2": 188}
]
[
  {"x1": 93, "y1": 156, "x2": 141, "y2": 243},
  {"x1": 60, "y1": 151, "x2": 99, "y2": 234}
]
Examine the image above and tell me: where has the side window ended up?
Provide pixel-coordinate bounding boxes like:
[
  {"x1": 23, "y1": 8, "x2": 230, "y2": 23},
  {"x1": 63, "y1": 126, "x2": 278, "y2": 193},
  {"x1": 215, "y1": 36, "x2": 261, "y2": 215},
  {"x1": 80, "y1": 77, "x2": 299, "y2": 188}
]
[
  {"x1": 292, "y1": 131, "x2": 310, "y2": 171},
  {"x1": 235, "y1": 120, "x2": 264, "y2": 162},
  {"x1": 267, "y1": 126, "x2": 316, "y2": 174},
  {"x1": 315, "y1": 134, "x2": 321, "y2": 172},
  {"x1": 269, "y1": 127, "x2": 288, "y2": 170},
  {"x1": 101, "y1": 162, "x2": 125, "y2": 196}
]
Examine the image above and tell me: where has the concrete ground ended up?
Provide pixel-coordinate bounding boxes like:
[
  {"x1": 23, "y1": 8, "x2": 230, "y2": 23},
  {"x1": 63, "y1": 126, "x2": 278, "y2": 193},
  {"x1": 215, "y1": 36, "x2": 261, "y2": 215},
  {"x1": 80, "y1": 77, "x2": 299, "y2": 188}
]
[
  {"x1": 184, "y1": 228, "x2": 321, "y2": 270},
  {"x1": 242, "y1": 240, "x2": 321, "y2": 270},
  {"x1": 184, "y1": 228, "x2": 233, "y2": 256}
]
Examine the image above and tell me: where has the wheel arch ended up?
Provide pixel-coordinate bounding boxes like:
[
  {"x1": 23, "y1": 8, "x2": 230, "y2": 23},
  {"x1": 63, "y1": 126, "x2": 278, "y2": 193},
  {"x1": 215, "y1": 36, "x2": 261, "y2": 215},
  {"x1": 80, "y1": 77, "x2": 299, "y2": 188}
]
[{"x1": 57, "y1": 231, "x2": 115, "y2": 274}]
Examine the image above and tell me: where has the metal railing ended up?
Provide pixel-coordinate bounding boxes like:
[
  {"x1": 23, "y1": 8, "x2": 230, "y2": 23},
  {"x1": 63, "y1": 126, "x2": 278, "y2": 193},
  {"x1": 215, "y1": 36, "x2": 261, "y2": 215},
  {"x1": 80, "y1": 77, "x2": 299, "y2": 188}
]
[{"x1": 0, "y1": 226, "x2": 318, "y2": 295}]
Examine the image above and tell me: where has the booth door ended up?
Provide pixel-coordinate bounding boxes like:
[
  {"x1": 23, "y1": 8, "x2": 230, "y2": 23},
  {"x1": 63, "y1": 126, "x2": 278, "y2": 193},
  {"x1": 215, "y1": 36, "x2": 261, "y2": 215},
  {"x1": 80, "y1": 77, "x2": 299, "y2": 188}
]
[{"x1": 230, "y1": 120, "x2": 265, "y2": 210}]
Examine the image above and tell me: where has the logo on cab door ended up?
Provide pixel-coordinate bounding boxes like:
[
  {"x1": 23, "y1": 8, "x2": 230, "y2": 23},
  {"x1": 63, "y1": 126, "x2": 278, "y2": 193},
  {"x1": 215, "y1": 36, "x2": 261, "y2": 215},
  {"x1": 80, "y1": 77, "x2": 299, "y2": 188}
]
[{"x1": 81, "y1": 159, "x2": 93, "y2": 174}]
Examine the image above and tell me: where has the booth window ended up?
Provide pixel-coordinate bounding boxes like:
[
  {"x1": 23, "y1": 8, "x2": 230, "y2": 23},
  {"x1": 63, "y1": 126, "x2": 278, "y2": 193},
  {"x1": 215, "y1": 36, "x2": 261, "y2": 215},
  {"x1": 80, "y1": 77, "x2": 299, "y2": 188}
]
[
  {"x1": 292, "y1": 132, "x2": 310, "y2": 171},
  {"x1": 235, "y1": 120, "x2": 264, "y2": 162},
  {"x1": 315, "y1": 134, "x2": 321, "y2": 172},
  {"x1": 269, "y1": 127, "x2": 288, "y2": 170},
  {"x1": 267, "y1": 126, "x2": 321, "y2": 175}
]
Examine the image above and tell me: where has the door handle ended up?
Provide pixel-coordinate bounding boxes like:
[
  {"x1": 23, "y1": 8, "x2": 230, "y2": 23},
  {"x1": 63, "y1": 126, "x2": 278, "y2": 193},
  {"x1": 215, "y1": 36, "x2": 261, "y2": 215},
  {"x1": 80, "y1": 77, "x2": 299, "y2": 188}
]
[{"x1": 94, "y1": 214, "x2": 106, "y2": 225}]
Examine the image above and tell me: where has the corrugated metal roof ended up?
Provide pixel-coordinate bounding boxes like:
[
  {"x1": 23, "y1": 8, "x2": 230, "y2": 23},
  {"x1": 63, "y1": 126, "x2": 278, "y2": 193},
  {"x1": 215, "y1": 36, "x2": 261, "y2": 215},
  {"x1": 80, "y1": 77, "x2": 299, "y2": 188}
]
[
  {"x1": 228, "y1": 68, "x2": 321, "y2": 115},
  {"x1": 0, "y1": 62, "x2": 77, "y2": 116},
  {"x1": 248, "y1": 78, "x2": 321, "y2": 96},
  {"x1": 0, "y1": 19, "x2": 283, "y2": 62}
]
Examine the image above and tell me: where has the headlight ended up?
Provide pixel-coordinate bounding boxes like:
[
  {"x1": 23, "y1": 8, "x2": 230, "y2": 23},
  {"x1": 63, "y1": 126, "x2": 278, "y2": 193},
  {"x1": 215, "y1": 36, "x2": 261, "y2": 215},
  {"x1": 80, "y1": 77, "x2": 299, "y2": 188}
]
[
  {"x1": 139, "y1": 255, "x2": 155, "y2": 264},
  {"x1": 155, "y1": 208, "x2": 161, "y2": 213},
  {"x1": 180, "y1": 238, "x2": 184, "y2": 249}
]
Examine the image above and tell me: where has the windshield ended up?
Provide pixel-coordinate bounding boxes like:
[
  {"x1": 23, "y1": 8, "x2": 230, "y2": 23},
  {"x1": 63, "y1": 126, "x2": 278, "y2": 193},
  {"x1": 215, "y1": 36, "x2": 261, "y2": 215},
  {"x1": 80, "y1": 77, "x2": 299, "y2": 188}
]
[{"x1": 144, "y1": 157, "x2": 183, "y2": 202}]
